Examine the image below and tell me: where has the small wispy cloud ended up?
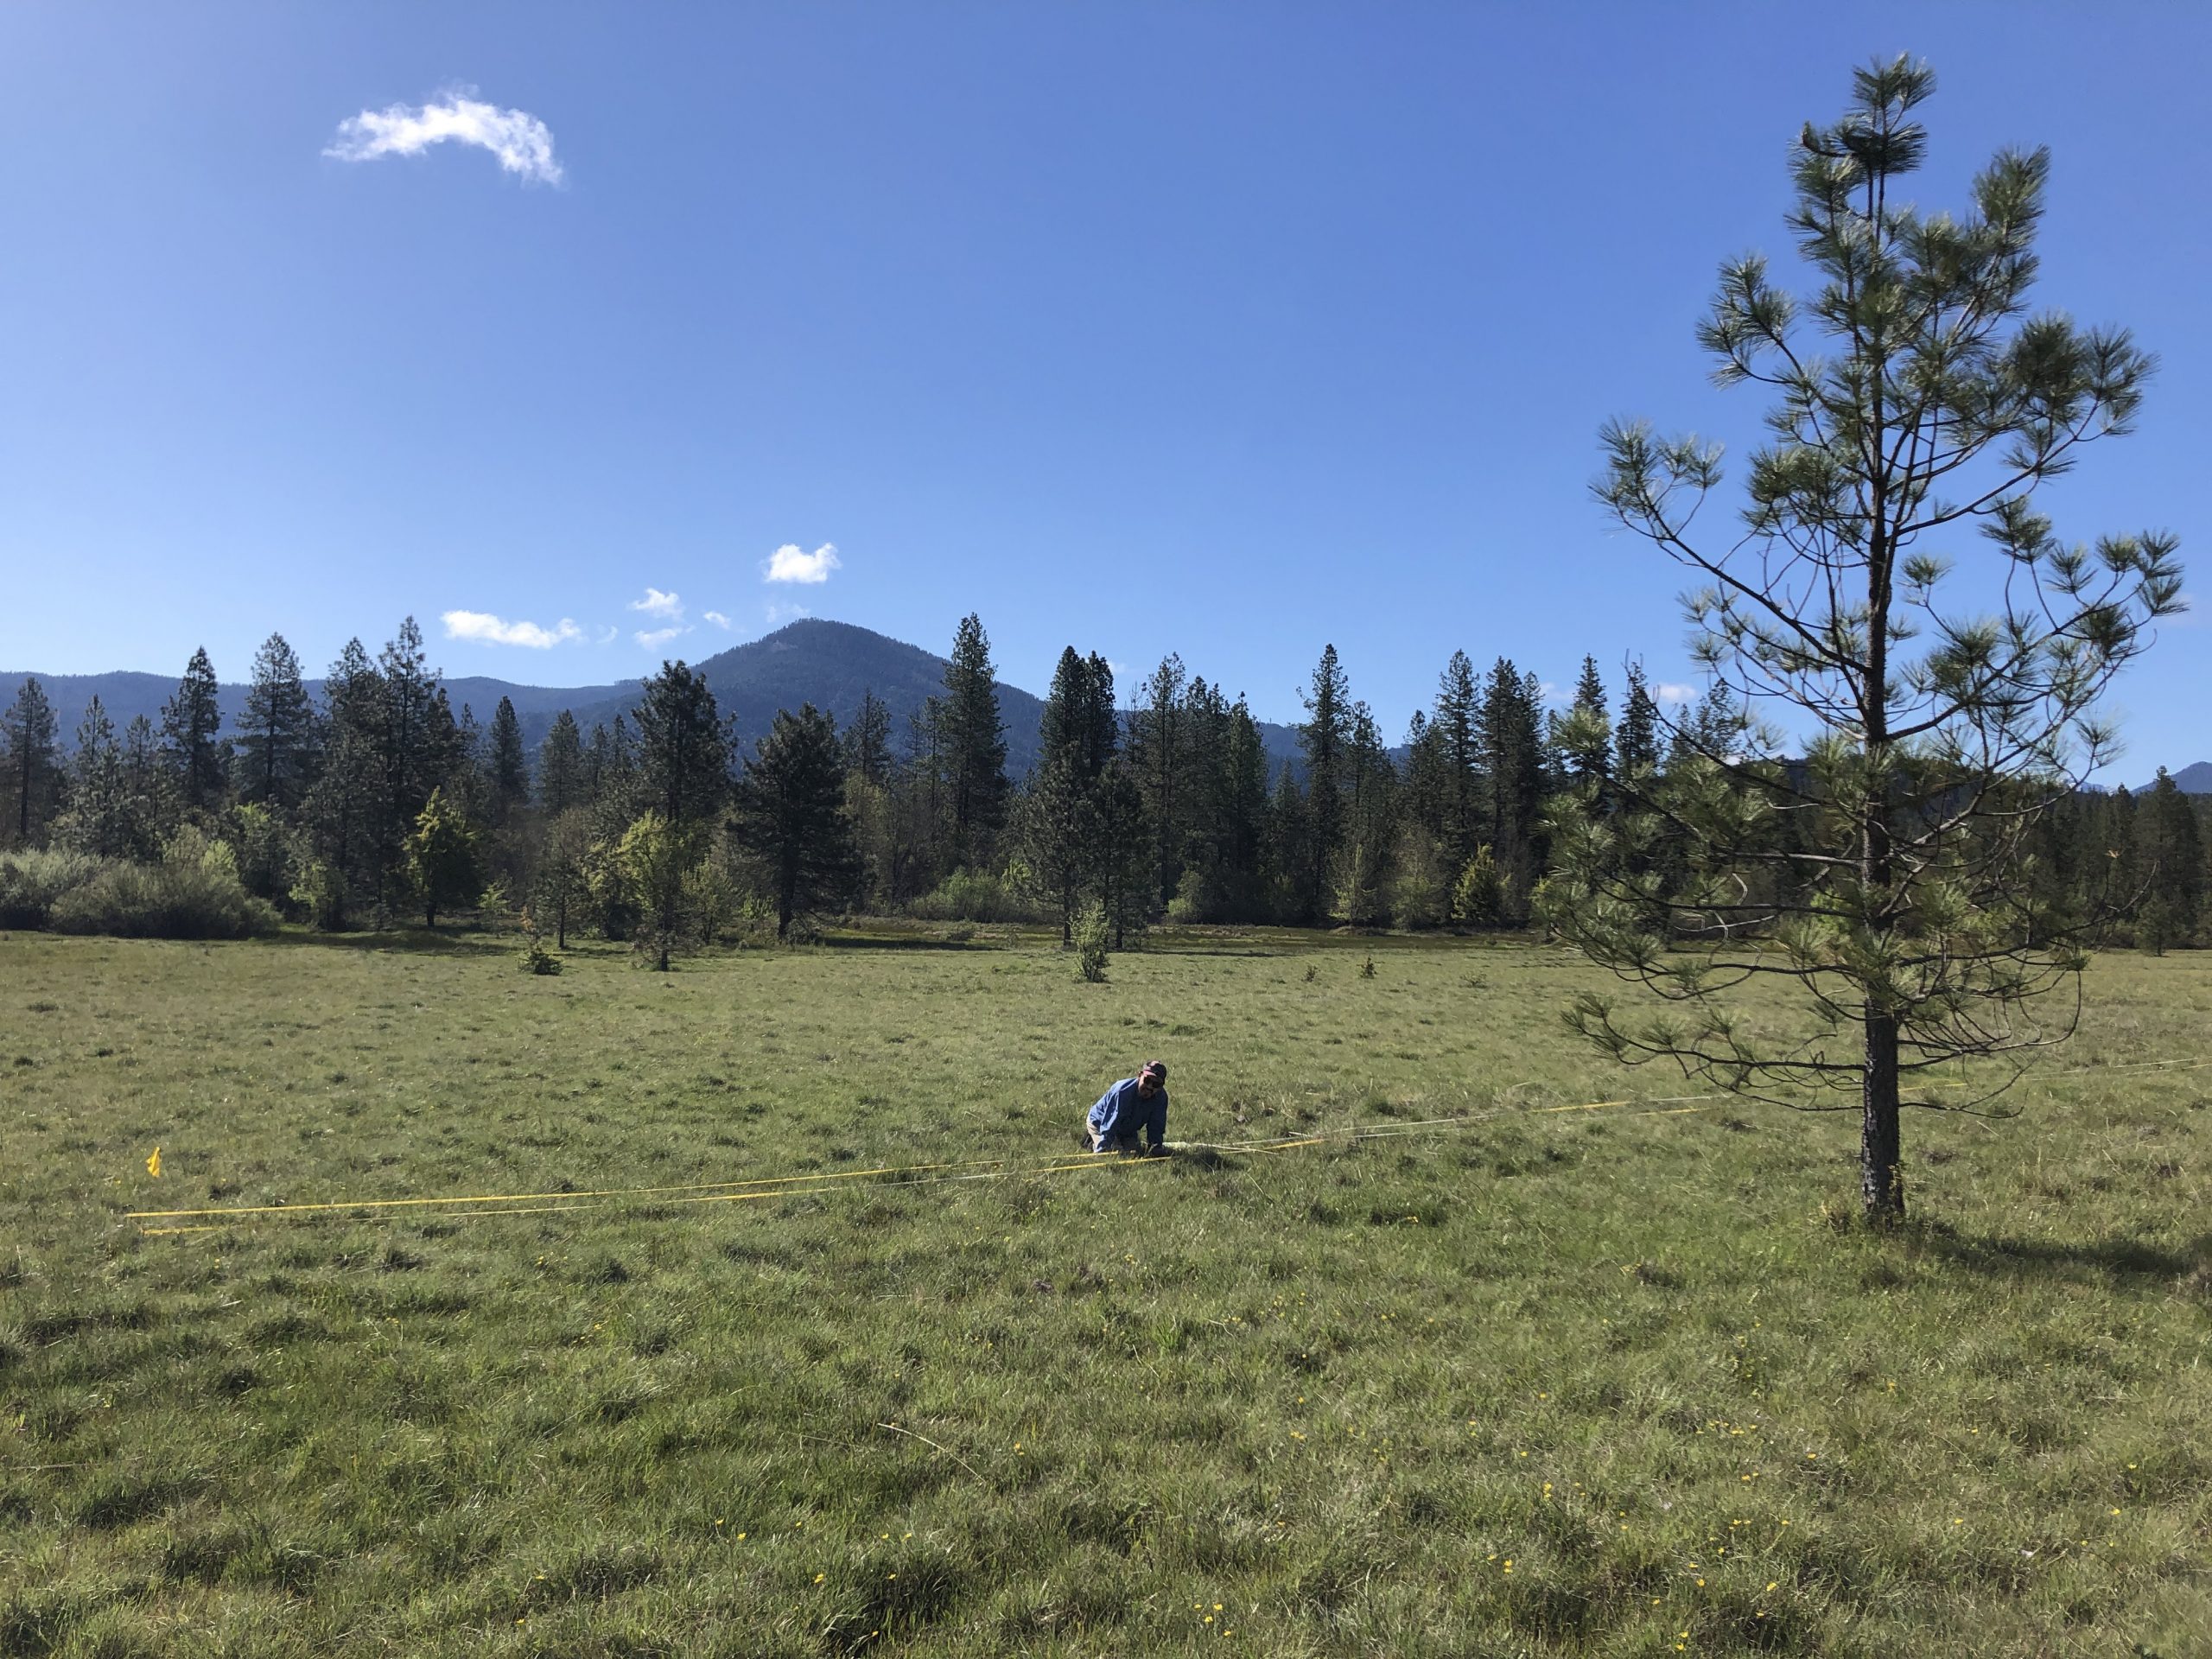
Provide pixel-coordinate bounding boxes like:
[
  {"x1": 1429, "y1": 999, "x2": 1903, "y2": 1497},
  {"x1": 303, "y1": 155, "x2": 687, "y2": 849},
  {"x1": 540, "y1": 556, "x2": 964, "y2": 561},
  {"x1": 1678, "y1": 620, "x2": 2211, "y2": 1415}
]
[
  {"x1": 703, "y1": 610, "x2": 733, "y2": 630},
  {"x1": 628, "y1": 588, "x2": 683, "y2": 619},
  {"x1": 1655, "y1": 683, "x2": 1696, "y2": 704},
  {"x1": 594, "y1": 625, "x2": 620, "y2": 646},
  {"x1": 441, "y1": 609, "x2": 582, "y2": 648},
  {"x1": 763, "y1": 543, "x2": 841, "y2": 585},
  {"x1": 325, "y1": 89, "x2": 563, "y2": 185},
  {"x1": 633, "y1": 626, "x2": 690, "y2": 651},
  {"x1": 764, "y1": 601, "x2": 811, "y2": 626}
]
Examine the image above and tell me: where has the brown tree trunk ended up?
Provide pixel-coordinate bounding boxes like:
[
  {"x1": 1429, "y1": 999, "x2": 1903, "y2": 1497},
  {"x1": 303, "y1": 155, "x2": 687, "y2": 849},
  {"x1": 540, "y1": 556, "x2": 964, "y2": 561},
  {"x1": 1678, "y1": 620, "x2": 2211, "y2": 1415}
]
[{"x1": 1861, "y1": 1010, "x2": 1904, "y2": 1222}]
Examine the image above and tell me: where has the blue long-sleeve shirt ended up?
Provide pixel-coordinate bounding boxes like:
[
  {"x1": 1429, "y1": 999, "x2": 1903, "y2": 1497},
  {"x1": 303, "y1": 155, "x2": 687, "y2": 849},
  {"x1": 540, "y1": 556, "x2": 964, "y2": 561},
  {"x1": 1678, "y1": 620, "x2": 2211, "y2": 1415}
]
[{"x1": 1088, "y1": 1077, "x2": 1168, "y2": 1151}]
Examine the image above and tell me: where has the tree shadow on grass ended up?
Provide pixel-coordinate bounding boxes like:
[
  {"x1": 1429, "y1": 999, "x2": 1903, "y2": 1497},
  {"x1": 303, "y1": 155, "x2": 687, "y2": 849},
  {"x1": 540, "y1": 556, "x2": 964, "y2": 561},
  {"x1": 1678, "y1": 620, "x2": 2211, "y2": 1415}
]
[
  {"x1": 1916, "y1": 1224, "x2": 2212, "y2": 1294},
  {"x1": 818, "y1": 935, "x2": 988, "y2": 952},
  {"x1": 256, "y1": 929, "x2": 517, "y2": 961}
]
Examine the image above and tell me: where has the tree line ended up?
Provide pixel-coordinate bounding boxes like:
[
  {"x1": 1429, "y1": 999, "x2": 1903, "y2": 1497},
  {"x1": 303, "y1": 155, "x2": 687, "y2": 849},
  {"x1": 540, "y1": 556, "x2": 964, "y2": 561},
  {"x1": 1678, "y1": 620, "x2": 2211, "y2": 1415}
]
[{"x1": 3, "y1": 612, "x2": 2202, "y2": 951}]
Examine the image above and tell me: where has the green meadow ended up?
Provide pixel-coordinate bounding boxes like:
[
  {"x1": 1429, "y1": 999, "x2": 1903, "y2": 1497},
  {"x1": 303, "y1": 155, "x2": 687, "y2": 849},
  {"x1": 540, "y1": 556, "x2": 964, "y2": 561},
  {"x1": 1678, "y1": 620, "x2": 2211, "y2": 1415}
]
[{"x1": 2, "y1": 928, "x2": 2208, "y2": 1656}]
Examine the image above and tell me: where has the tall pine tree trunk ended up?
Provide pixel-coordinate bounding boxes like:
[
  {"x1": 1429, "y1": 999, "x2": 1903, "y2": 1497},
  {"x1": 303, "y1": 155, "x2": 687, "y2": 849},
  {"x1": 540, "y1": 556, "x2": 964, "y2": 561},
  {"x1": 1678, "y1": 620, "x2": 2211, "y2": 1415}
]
[{"x1": 1861, "y1": 1011, "x2": 1904, "y2": 1221}]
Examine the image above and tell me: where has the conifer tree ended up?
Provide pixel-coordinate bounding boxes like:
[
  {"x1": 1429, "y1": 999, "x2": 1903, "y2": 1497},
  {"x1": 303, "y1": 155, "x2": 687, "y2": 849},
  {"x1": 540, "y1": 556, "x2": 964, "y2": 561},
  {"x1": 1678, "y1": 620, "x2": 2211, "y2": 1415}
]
[
  {"x1": 488, "y1": 696, "x2": 529, "y2": 823},
  {"x1": 1549, "y1": 58, "x2": 2183, "y2": 1220},
  {"x1": 843, "y1": 688, "x2": 894, "y2": 788},
  {"x1": 2133, "y1": 770, "x2": 2203, "y2": 952},
  {"x1": 2, "y1": 677, "x2": 61, "y2": 848},
  {"x1": 1128, "y1": 653, "x2": 1188, "y2": 906},
  {"x1": 236, "y1": 633, "x2": 316, "y2": 813},
  {"x1": 1559, "y1": 657, "x2": 1611, "y2": 789},
  {"x1": 161, "y1": 646, "x2": 228, "y2": 814},
  {"x1": 634, "y1": 661, "x2": 728, "y2": 828},
  {"x1": 1478, "y1": 658, "x2": 1543, "y2": 917},
  {"x1": 1024, "y1": 650, "x2": 1117, "y2": 941},
  {"x1": 537, "y1": 712, "x2": 585, "y2": 817},
  {"x1": 119, "y1": 715, "x2": 174, "y2": 858},
  {"x1": 729, "y1": 704, "x2": 863, "y2": 942},
  {"x1": 57, "y1": 699, "x2": 127, "y2": 857},
  {"x1": 1298, "y1": 644, "x2": 1352, "y2": 921},
  {"x1": 1431, "y1": 651, "x2": 1483, "y2": 868},
  {"x1": 939, "y1": 614, "x2": 1009, "y2": 870},
  {"x1": 297, "y1": 639, "x2": 383, "y2": 927},
  {"x1": 1262, "y1": 762, "x2": 1311, "y2": 923},
  {"x1": 366, "y1": 619, "x2": 455, "y2": 911},
  {"x1": 1614, "y1": 664, "x2": 1661, "y2": 780}
]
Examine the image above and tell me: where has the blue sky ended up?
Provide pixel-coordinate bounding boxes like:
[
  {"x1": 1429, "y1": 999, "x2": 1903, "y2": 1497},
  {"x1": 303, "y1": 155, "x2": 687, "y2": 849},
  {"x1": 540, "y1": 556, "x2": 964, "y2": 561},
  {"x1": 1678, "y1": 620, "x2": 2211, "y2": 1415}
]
[{"x1": 1, "y1": 3, "x2": 2203, "y2": 776}]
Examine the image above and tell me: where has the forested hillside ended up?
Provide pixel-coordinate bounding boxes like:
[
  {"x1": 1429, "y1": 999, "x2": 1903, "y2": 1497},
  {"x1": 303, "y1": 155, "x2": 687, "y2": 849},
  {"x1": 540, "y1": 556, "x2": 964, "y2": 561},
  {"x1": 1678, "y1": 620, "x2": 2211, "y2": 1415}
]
[{"x1": 3, "y1": 614, "x2": 2207, "y2": 947}]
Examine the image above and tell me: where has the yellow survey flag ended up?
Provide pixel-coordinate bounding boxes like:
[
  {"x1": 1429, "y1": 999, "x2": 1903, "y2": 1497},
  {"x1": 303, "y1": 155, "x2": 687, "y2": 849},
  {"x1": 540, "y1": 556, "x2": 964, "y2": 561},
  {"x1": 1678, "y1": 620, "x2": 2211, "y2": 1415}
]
[{"x1": 146, "y1": 1147, "x2": 162, "y2": 1179}]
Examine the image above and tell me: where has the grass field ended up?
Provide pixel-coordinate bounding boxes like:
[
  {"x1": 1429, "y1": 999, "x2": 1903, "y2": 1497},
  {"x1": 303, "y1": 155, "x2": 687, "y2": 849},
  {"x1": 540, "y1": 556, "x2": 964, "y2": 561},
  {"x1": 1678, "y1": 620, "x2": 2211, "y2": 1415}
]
[{"x1": 2, "y1": 926, "x2": 2209, "y2": 1656}]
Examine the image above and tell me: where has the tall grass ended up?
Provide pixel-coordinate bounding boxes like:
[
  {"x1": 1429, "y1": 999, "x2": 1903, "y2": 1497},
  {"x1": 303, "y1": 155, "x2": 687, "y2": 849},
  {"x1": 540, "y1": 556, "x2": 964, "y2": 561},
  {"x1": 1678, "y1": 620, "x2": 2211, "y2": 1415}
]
[{"x1": 0, "y1": 930, "x2": 2206, "y2": 1655}]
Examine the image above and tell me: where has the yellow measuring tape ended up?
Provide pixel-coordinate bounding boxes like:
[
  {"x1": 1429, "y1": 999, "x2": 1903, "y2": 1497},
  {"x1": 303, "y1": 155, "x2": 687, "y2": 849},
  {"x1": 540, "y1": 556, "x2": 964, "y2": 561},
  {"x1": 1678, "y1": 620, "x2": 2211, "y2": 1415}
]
[
  {"x1": 129, "y1": 1095, "x2": 1717, "y2": 1237},
  {"x1": 128, "y1": 1054, "x2": 2211, "y2": 1240}
]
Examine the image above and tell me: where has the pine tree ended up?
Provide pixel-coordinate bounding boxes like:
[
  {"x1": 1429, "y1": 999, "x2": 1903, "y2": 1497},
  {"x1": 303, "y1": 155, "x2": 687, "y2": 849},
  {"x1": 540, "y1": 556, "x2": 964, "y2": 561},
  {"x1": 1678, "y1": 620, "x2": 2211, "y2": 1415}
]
[
  {"x1": 1559, "y1": 656, "x2": 1610, "y2": 789},
  {"x1": 236, "y1": 633, "x2": 316, "y2": 813},
  {"x1": 1128, "y1": 653, "x2": 1188, "y2": 906},
  {"x1": 2133, "y1": 769, "x2": 2204, "y2": 952},
  {"x1": 365, "y1": 619, "x2": 454, "y2": 912},
  {"x1": 1262, "y1": 762, "x2": 1311, "y2": 923},
  {"x1": 1299, "y1": 644, "x2": 1352, "y2": 921},
  {"x1": 488, "y1": 696, "x2": 529, "y2": 822},
  {"x1": 1025, "y1": 650, "x2": 1117, "y2": 942},
  {"x1": 1554, "y1": 57, "x2": 2183, "y2": 1220},
  {"x1": 1478, "y1": 658, "x2": 1542, "y2": 918},
  {"x1": 297, "y1": 639, "x2": 383, "y2": 928},
  {"x1": 1614, "y1": 664, "x2": 1661, "y2": 780},
  {"x1": 2, "y1": 677, "x2": 61, "y2": 848},
  {"x1": 537, "y1": 712, "x2": 585, "y2": 817},
  {"x1": 1093, "y1": 761, "x2": 1151, "y2": 948},
  {"x1": 119, "y1": 715, "x2": 175, "y2": 858},
  {"x1": 1217, "y1": 699, "x2": 1270, "y2": 908},
  {"x1": 729, "y1": 705, "x2": 863, "y2": 943},
  {"x1": 940, "y1": 614, "x2": 1009, "y2": 870},
  {"x1": 635, "y1": 661, "x2": 729, "y2": 828},
  {"x1": 161, "y1": 646, "x2": 227, "y2": 814},
  {"x1": 843, "y1": 689, "x2": 894, "y2": 788},
  {"x1": 56, "y1": 699, "x2": 126, "y2": 857},
  {"x1": 1431, "y1": 651, "x2": 1483, "y2": 868},
  {"x1": 1338, "y1": 702, "x2": 1397, "y2": 925}
]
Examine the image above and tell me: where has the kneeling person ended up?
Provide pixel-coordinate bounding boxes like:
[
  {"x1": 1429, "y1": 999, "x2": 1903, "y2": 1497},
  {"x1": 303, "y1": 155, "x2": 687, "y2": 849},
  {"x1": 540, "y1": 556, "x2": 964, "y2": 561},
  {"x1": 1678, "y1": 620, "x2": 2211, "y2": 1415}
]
[{"x1": 1086, "y1": 1061, "x2": 1170, "y2": 1155}]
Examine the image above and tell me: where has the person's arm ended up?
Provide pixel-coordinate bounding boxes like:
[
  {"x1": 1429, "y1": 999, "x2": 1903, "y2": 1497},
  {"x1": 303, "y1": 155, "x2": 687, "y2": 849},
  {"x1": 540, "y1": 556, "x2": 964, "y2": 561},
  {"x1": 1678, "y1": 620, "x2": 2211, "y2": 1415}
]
[{"x1": 1146, "y1": 1088, "x2": 1168, "y2": 1149}]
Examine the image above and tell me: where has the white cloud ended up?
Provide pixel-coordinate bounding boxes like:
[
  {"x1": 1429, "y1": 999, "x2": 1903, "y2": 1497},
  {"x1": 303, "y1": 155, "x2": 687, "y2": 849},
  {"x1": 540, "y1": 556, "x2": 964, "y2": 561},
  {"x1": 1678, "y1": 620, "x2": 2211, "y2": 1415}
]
[
  {"x1": 325, "y1": 90, "x2": 563, "y2": 185},
  {"x1": 441, "y1": 609, "x2": 582, "y2": 648},
  {"x1": 628, "y1": 588, "x2": 683, "y2": 618},
  {"x1": 1655, "y1": 683, "x2": 1697, "y2": 704},
  {"x1": 763, "y1": 543, "x2": 842, "y2": 585},
  {"x1": 703, "y1": 610, "x2": 733, "y2": 629},
  {"x1": 594, "y1": 625, "x2": 620, "y2": 646},
  {"x1": 633, "y1": 626, "x2": 690, "y2": 650},
  {"x1": 764, "y1": 601, "x2": 811, "y2": 626}
]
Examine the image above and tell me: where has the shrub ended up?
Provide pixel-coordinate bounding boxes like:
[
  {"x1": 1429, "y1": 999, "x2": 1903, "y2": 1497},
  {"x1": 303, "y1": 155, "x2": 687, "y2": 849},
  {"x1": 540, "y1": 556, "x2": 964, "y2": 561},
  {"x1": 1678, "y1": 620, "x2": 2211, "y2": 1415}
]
[
  {"x1": 909, "y1": 871, "x2": 1046, "y2": 925},
  {"x1": 1076, "y1": 902, "x2": 1110, "y2": 982},
  {"x1": 48, "y1": 831, "x2": 276, "y2": 940},
  {"x1": 0, "y1": 849, "x2": 104, "y2": 928}
]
